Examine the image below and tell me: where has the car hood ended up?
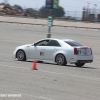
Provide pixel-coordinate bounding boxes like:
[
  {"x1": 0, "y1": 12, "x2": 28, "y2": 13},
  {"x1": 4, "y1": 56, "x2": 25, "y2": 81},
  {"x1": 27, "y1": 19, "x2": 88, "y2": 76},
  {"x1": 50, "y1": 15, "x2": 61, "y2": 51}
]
[
  {"x1": 15, "y1": 44, "x2": 33, "y2": 50},
  {"x1": 19, "y1": 44, "x2": 32, "y2": 47}
]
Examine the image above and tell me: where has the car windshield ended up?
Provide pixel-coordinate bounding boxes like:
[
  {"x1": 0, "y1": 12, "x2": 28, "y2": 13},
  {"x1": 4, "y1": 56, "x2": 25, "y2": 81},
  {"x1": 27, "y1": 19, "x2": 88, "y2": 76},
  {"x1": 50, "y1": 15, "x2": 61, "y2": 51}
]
[{"x1": 65, "y1": 41, "x2": 83, "y2": 47}]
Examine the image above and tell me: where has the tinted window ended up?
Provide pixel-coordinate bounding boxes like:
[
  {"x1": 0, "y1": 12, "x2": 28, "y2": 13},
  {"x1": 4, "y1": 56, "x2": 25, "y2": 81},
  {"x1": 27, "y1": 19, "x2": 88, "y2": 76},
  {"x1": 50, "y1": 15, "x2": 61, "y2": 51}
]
[
  {"x1": 65, "y1": 41, "x2": 83, "y2": 47},
  {"x1": 47, "y1": 40, "x2": 60, "y2": 47},
  {"x1": 36, "y1": 40, "x2": 49, "y2": 46}
]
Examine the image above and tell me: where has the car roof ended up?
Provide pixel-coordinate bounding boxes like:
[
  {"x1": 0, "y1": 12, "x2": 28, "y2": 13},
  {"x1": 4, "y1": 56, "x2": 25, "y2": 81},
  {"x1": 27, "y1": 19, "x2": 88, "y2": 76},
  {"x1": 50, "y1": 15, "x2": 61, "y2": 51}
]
[{"x1": 44, "y1": 38, "x2": 74, "y2": 42}]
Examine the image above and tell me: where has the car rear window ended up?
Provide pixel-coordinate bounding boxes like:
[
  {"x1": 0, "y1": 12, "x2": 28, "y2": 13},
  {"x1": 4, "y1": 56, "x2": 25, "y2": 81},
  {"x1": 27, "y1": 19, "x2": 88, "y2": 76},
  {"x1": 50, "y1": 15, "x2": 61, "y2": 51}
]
[{"x1": 65, "y1": 41, "x2": 83, "y2": 47}]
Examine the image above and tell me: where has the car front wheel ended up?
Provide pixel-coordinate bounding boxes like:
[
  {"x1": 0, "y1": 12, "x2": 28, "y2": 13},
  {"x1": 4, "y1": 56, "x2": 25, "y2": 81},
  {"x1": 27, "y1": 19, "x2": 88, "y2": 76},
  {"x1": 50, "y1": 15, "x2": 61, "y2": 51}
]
[
  {"x1": 16, "y1": 50, "x2": 26, "y2": 61},
  {"x1": 75, "y1": 63, "x2": 85, "y2": 67},
  {"x1": 55, "y1": 54, "x2": 66, "y2": 66}
]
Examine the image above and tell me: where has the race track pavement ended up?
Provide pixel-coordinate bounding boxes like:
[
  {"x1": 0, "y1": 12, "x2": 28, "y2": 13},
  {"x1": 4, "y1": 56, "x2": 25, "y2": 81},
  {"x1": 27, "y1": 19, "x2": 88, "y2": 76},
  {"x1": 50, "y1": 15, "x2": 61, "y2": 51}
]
[{"x1": 0, "y1": 23, "x2": 100, "y2": 100}]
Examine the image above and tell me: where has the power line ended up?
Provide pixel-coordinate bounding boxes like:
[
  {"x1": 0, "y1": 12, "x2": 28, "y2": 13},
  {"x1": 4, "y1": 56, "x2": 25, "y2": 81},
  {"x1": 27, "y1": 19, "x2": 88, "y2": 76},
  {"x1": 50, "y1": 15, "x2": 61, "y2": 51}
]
[
  {"x1": 74, "y1": 0, "x2": 100, "y2": 4},
  {"x1": 61, "y1": 4, "x2": 83, "y2": 9}
]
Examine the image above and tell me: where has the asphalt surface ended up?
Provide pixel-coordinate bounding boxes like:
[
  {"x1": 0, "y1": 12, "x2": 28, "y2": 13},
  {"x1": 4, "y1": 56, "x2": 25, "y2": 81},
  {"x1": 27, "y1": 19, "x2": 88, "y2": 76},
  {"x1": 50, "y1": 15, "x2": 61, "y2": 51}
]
[{"x1": 0, "y1": 23, "x2": 100, "y2": 100}]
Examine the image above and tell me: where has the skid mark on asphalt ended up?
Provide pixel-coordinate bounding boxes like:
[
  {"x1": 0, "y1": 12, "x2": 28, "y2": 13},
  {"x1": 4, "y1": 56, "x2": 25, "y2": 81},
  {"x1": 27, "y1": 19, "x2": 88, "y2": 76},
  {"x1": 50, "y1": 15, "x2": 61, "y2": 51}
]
[
  {"x1": 0, "y1": 64, "x2": 100, "y2": 81},
  {"x1": 0, "y1": 88, "x2": 55, "y2": 100}
]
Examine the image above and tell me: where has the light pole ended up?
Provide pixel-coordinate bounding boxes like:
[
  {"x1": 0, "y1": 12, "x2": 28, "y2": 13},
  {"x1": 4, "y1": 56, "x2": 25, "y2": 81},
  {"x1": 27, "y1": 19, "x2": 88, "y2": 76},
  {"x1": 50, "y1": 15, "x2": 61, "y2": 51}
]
[
  {"x1": 94, "y1": 4, "x2": 97, "y2": 20},
  {"x1": 87, "y1": 2, "x2": 90, "y2": 20}
]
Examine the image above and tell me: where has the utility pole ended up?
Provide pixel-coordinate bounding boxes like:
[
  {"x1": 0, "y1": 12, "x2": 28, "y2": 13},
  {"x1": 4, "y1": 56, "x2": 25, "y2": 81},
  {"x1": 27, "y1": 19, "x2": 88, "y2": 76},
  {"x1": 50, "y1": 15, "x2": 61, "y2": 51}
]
[
  {"x1": 87, "y1": 3, "x2": 90, "y2": 14},
  {"x1": 94, "y1": 4, "x2": 97, "y2": 20},
  {"x1": 87, "y1": 2, "x2": 90, "y2": 20},
  {"x1": 45, "y1": 0, "x2": 59, "y2": 38},
  {"x1": 47, "y1": 15, "x2": 53, "y2": 38},
  {"x1": 47, "y1": 9, "x2": 52, "y2": 38}
]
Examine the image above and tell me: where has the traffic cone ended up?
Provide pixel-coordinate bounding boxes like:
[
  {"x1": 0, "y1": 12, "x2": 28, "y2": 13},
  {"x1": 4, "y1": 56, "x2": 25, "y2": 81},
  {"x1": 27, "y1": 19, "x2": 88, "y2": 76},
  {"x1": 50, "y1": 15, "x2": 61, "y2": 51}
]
[{"x1": 32, "y1": 59, "x2": 37, "y2": 70}]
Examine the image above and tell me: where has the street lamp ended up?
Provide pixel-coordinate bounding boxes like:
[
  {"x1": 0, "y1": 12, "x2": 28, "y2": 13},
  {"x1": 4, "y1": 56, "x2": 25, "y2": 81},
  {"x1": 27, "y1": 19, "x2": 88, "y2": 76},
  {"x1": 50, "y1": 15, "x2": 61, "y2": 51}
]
[
  {"x1": 87, "y1": 2, "x2": 90, "y2": 16},
  {"x1": 94, "y1": 4, "x2": 97, "y2": 20},
  {"x1": 94, "y1": 4, "x2": 97, "y2": 12},
  {"x1": 86, "y1": 2, "x2": 90, "y2": 20}
]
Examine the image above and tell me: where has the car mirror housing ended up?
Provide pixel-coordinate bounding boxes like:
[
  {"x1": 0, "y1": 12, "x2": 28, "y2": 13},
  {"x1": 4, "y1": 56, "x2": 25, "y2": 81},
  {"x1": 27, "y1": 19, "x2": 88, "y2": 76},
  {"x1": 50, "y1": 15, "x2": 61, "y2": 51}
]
[{"x1": 34, "y1": 43, "x2": 36, "y2": 46}]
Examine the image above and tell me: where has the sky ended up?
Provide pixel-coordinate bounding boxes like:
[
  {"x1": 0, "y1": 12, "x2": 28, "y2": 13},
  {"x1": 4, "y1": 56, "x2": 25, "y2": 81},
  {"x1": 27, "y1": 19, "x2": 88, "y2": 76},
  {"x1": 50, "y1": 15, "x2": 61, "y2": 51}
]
[{"x1": 0, "y1": 0, "x2": 100, "y2": 17}]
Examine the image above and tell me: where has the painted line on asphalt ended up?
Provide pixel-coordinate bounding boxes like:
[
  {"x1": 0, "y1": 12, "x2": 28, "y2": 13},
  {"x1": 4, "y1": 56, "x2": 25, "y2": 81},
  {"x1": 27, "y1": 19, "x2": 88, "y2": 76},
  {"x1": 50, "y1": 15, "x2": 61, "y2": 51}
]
[
  {"x1": 0, "y1": 63, "x2": 100, "y2": 81},
  {"x1": 0, "y1": 88, "x2": 55, "y2": 100}
]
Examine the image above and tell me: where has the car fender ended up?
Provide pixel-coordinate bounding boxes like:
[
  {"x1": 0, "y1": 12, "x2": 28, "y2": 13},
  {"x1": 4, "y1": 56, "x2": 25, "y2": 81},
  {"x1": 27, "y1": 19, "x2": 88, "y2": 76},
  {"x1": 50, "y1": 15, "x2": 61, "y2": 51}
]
[
  {"x1": 53, "y1": 48, "x2": 74, "y2": 63},
  {"x1": 15, "y1": 45, "x2": 30, "y2": 59}
]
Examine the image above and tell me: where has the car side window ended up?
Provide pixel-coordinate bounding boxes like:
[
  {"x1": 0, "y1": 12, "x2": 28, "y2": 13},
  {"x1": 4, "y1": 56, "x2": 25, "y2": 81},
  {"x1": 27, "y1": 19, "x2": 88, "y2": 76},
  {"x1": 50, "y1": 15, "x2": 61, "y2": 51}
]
[
  {"x1": 47, "y1": 40, "x2": 60, "y2": 47},
  {"x1": 36, "y1": 40, "x2": 49, "y2": 46}
]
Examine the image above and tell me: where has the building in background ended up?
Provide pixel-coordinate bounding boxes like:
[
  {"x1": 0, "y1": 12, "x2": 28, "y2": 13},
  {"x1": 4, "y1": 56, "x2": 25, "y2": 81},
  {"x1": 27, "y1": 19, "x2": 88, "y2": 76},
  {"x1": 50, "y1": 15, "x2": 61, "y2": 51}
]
[{"x1": 82, "y1": 7, "x2": 100, "y2": 22}]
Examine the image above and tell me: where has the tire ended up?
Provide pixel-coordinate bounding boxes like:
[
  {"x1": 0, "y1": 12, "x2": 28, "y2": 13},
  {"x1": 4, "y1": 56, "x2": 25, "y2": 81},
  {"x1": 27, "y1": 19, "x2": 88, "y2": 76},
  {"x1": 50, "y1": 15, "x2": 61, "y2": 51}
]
[
  {"x1": 55, "y1": 54, "x2": 67, "y2": 66},
  {"x1": 37, "y1": 61, "x2": 43, "y2": 63},
  {"x1": 75, "y1": 63, "x2": 85, "y2": 67},
  {"x1": 16, "y1": 50, "x2": 26, "y2": 61}
]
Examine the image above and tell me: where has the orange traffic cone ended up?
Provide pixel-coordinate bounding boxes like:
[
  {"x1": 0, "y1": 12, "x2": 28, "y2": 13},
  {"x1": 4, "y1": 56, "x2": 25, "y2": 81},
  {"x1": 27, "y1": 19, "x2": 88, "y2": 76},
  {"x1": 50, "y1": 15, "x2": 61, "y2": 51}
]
[{"x1": 32, "y1": 59, "x2": 37, "y2": 70}]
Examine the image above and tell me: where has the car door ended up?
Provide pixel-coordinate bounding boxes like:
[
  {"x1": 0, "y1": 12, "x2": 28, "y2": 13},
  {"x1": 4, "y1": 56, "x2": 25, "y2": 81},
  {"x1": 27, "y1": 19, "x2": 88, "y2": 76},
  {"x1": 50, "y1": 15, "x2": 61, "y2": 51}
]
[
  {"x1": 29, "y1": 40, "x2": 50, "y2": 60},
  {"x1": 44, "y1": 40, "x2": 61, "y2": 60}
]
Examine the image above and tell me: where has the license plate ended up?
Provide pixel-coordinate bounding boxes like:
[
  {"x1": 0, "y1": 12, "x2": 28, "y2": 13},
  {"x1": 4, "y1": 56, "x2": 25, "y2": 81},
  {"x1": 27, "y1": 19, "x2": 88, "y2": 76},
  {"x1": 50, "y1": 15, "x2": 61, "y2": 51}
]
[
  {"x1": 84, "y1": 51, "x2": 87, "y2": 55},
  {"x1": 77, "y1": 49, "x2": 88, "y2": 55}
]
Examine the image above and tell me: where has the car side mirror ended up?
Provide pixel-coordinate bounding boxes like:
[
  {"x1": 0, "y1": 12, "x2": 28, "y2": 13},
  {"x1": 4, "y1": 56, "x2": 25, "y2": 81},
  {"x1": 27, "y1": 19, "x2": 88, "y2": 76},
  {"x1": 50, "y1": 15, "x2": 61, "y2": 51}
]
[{"x1": 34, "y1": 43, "x2": 36, "y2": 46}]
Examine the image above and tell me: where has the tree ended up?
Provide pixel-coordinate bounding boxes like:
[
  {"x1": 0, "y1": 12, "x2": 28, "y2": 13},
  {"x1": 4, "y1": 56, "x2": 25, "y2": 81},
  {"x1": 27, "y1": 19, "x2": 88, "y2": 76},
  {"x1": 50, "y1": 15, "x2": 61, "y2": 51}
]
[
  {"x1": 53, "y1": 6, "x2": 65, "y2": 17},
  {"x1": 14, "y1": 4, "x2": 23, "y2": 12},
  {"x1": 24, "y1": 8, "x2": 37, "y2": 17},
  {"x1": 39, "y1": 6, "x2": 65, "y2": 17},
  {"x1": 39, "y1": 6, "x2": 49, "y2": 17},
  {"x1": 5, "y1": 3, "x2": 10, "y2": 7}
]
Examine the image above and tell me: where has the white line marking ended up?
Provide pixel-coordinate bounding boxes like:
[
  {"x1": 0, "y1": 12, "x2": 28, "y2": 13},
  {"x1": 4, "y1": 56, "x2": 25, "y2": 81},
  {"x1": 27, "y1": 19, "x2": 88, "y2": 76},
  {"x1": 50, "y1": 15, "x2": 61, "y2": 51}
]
[
  {"x1": 0, "y1": 64, "x2": 100, "y2": 81},
  {"x1": 0, "y1": 88, "x2": 55, "y2": 100}
]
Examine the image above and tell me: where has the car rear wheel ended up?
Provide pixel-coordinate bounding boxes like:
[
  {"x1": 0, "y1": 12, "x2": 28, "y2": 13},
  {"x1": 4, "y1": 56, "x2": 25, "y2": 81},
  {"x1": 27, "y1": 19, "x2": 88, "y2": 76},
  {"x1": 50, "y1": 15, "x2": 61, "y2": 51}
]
[
  {"x1": 55, "y1": 54, "x2": 67, "y2": 66},
  {"x1": 75, "y1": 63, "x2": 85, "y2": 67},
  {"x1": 16, "y1": 50, "x2": 26, "y2": 61}
]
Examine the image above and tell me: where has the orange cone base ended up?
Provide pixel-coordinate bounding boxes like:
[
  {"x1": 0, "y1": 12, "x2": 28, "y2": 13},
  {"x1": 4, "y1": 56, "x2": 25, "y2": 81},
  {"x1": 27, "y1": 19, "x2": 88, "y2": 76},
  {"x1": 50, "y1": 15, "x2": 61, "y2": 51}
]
[
  {"x1": 32, "y1": 68, "x2": 38, "y2": 70},
  {"x1": 32, "y1": 59, "x2": 37, "y2": 70}
]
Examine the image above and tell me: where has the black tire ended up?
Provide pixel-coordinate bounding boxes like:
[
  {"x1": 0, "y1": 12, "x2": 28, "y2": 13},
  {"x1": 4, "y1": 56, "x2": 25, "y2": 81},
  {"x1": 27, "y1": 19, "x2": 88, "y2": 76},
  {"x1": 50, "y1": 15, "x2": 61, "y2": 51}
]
[
  {"x1": 37, "y1": 61, "x2": 43, "y2": 63},
  {"x1": 16, "y1": 50, "x2": 26, "y2": 61},
  {"x1": 75, "y1": 63, "x2": 85, "y2": 67},
  {"x1": 55, "y1": 54, "x2": 67, "y2": 66}
]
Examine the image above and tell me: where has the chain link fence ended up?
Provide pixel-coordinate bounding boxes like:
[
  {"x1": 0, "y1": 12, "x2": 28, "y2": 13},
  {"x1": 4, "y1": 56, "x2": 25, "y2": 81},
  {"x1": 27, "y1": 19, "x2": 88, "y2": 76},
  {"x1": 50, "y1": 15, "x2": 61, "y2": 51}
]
[{"x1": 82, "y1": 7, "x2": 100, "y2": 22}]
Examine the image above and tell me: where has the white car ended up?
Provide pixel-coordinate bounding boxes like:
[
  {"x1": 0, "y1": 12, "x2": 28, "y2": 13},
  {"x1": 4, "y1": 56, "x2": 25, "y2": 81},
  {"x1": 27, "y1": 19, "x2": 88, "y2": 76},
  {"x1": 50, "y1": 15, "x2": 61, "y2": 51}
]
[{"x1": 13, "y1": 38, "x2": 93, "y2": 67}]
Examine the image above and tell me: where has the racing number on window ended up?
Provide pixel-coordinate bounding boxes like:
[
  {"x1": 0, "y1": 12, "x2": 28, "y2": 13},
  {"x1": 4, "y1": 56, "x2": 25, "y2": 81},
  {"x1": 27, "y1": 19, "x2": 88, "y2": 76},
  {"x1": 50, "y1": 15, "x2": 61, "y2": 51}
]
[{"x1": 40, "y1": 52, "x2": 44, "y2": 56}]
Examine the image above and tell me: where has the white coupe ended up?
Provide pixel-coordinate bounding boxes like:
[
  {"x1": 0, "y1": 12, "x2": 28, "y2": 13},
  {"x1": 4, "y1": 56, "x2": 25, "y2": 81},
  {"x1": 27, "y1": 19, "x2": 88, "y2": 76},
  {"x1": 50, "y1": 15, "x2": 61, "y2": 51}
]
[{"x1": 13, "y1": 38, "x2": 93, "y2": 67}]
